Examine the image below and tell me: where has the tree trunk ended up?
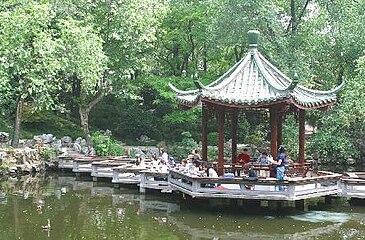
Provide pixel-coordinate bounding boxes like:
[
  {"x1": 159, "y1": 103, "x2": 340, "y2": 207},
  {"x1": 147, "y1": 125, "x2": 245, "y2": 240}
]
[
  {"x1": 11, "y1": 98, "x2": 24, "y2": 147},
  {"x1": 78, "y1": 91, "x2": 105, "y2": 148},
  {"x1": 79, "y1": 107, "x2": 92, "y2": 148}
]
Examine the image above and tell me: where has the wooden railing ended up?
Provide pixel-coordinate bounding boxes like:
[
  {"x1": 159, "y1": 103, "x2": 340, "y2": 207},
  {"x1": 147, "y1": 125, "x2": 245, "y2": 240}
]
[
  {"x1": 340, "y1": 172, "x2": 365, "y2": 199},
  {"x1": 139, "y1": 170, "x2": 171, "y2": 193},
  {"x1": 168, "y1": 170, "x2": 341, "y2": 201}
]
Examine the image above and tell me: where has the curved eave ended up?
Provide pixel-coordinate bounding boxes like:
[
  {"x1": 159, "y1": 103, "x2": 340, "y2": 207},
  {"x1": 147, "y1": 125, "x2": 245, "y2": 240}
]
[
  {"x1": 168, "y1": 82, "x2": 200, "y2": 95},
  {"x1": 290, "y1": 98, "x2": 337, "y2": 110},
  {"x1": 201, "y1": 96, "x2": 292, "y2": 109}
]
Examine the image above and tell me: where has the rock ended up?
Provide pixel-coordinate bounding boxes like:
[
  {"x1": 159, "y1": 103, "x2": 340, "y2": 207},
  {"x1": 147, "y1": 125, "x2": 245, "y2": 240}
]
[
  {"x1": 0, "y1": 132, "x2": 9, "y2": 143},
  {"x1": 52, "y1": 139, "x2": 62, "y2": 150},
  {"x1": 33, "y1": 135, "x2": 43, "y2": 144},
  {"x1": 80, "y1": 139, "x2": 87, "y2": 148},
  {"x1": 73, "y1": 143, "x2": 82, "y2": 153},
  {"x1": 61, "y1": 136, "x2": 72, "y2": 146},
  {"x1": 41, "y1": 134, "x2": 55, "y2": 144}
]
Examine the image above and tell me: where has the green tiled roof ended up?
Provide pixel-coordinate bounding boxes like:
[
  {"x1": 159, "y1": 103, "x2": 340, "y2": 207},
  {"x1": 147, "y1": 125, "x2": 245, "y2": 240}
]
[{"x1": 169, "y1": 31, "x2": 343, "y2": 109}]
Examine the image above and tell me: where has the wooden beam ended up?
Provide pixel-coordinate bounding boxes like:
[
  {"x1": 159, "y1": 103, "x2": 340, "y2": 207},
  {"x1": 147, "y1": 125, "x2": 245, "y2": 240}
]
[
  {"x1": 201, "y1": 104, "x2": 208, "y2": 161},
  {"x1": 270, "y1": 106, "x2": 278, "y2": 159},
  {"x1": 299, "y1": 109, "x2": 305, "y2": 163},
  {"x1": 217, "y1": 107, "x2": 225, "y2": 176},
  {"x1": 231, "y1": 109, "x2": 238, "y2": 163}
]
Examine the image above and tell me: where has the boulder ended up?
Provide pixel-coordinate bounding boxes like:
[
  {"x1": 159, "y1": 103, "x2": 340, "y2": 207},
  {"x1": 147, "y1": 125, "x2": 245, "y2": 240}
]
[{"x1": 0, "y1": 132, "x2": 9, "y2": 143}]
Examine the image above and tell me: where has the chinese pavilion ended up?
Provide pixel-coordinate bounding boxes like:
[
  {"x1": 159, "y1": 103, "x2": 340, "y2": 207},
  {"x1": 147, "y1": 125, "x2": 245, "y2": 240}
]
[{"x1": 169, "y1": 30, "x2": 343, "y2": 175}]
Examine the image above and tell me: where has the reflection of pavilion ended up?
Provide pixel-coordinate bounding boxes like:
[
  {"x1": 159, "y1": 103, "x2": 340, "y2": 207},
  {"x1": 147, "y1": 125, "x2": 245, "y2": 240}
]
[
  {"x1": 168, "y1": 215, "x2": 345, "y2": 240},
  {"x1": 112, "y1": 194, "x2": 180, "y2": 214}
]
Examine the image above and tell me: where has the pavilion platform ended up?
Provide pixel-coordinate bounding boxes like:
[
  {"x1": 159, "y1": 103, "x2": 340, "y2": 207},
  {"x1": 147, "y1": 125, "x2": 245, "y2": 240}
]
[{"x1": 168, "y1": 170, "x2": 341, "y2": 201}]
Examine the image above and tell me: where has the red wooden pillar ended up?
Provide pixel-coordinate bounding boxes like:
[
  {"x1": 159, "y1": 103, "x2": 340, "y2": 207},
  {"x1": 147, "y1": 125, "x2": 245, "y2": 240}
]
[
  {"x1": 270, "y1": 106, "x2": 278, "y2": 159},
  {"x1": 277, "y1": 113, "x2": 283, "y2": 148},
  {"x1": 231, "y1": 109, "x2": 238, "y2": 163},
  {"x1": 299, "y1": 109, "x2": 305, "y2": 163},
  {"x1": 217, "y1": 107, "x2": 225, "y2": 176},
  {"x1": 201, "y1": 104, "x2": 208, "y2": 162}
]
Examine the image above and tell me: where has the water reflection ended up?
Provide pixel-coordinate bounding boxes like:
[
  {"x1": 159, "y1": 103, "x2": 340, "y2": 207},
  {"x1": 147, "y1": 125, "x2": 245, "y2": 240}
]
[
  {"x1": 0, "y1": 173, "x2": 364, "y2": 240},
  {"x1": 290, "y1": 211, "x2": 350, "y2": 223}
]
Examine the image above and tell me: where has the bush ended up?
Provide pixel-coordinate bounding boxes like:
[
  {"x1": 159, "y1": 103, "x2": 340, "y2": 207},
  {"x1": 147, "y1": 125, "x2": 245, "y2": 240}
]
[
  {"x1": 169, "y1": 131, "x2": 198, "y2": 161},
  {"x1": 91, "y1": 131, "x2": 125, "y2": 156}
]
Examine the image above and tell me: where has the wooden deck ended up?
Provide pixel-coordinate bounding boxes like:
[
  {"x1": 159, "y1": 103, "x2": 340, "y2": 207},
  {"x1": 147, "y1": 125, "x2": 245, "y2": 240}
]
[
  {"x1": 91, "y1": 159, "x2": 132, "y2": 180},
  {"x1": 58, "y1": 154, "x2": 84, "y2": 169},
  {"x1": 340, "y1": 172, "x2": 365, "y2": 199},
  {"x1": 73, "y1": 156, "x2": 131, "y2": 174},
  {"x1": 139, "y1": 170, "x2": 172, "y2": 193},
  {"x1": 168, "y1": 170, "x2": 341, "y2": 201},
  {"x1": 56, "y1": 156, "x2": 365, "y2": 202},
  {"x1": 111, "y1": 166, "x2": 148, "y2": 184}
]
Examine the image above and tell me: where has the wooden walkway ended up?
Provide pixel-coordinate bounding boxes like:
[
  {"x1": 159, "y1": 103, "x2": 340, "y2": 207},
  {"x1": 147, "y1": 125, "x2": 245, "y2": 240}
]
[{"x1": 57, "y1": 154, "x2": 365, "y2": 201}]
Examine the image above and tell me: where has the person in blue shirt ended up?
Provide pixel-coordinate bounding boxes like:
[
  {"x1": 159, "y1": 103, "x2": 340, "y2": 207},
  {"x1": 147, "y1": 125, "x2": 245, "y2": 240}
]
[
  {"x1": 270, "y1": 146, "x2": 287, "y2": 181},
  {"x1": 257, "y1": 151, "x2": 269, "y2": 164}
]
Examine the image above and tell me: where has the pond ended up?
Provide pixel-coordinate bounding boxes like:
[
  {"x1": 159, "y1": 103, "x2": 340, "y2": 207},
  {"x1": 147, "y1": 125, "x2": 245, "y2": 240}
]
[{"x1": 0, "y1": 173, "x2": 364, "y2": 240}]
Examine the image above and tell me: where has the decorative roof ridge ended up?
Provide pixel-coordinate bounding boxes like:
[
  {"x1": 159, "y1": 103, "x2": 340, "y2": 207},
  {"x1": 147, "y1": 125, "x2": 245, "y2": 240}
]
[
  {"x1": 252, "y1": 51, "x2": 288, "y2": 92},
  {"x1": 295, "y1": 80, "x2": 345, "y2": 96},
  {"x1": 257, "y1": 51, "x2": 293, "y2": 85},
  {"x1": 168, "y1": 82, "x2": 200, "y2": 95},
  {"x1": 200, "y1": 54, "x2": 252, "y2": 91}
]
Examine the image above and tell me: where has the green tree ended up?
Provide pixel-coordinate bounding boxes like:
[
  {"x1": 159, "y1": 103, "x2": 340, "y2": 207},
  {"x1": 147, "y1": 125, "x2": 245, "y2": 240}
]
[
  {"x1": 57, "y1": 18, "x2": 108, "y2": 148},
  {"x1": 0, "y1": 1, "x2": 62, "y2": 146}
]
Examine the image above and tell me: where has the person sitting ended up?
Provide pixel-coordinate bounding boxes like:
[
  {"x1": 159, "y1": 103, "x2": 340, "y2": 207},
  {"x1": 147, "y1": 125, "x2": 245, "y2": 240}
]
[
  {"x1": 188, "y1": 149, "x2": 201, "y2": 161},
  {"x1": 207, "y1": 167, "x2": 219, "y2": 178},
  {"x1": 160, "y1": 149, "x2": 169, "y2": 162},
  {"x1": 178, "y1": 159, "x2": 188, "y2": 170},
  {"x1": 257, "y1": 151, "x2": 269, "y2": 164},
  {"x1": 237, "y1": 148, "x2": 250, "y2": 164},
  {"x1": 193, "y1": 160, "x2": 203, "y2": 172}
]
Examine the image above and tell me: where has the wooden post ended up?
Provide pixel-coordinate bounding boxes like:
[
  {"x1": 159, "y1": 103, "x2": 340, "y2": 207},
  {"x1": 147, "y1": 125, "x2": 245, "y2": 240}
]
[
  {"x1": 217, "y1": 107, "x2": 225, "y2": 176},
  {"x1": 299, "y1": 109, "x2": 305, "y2": 163},
  {"x1": 202, "y1": 104, "x2": 209, "y2": 161},
  {"x1": 277, "y1": 113, "x2": 283, "y2": 148},
  {"x1": 270, "y1": 106, "x2": 278, "y2": 159},
  {"x1": 295, "y1": 199, "x2": 307, "y2": 211},
  {"x1": 231, "y1": 109, "x2": 238, "y2": 163}
]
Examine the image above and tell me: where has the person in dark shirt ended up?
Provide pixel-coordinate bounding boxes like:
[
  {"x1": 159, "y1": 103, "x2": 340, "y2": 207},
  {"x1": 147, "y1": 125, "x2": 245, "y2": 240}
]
[{"x1": 237, "y1": 148, "x2": 250, "y2": 164}]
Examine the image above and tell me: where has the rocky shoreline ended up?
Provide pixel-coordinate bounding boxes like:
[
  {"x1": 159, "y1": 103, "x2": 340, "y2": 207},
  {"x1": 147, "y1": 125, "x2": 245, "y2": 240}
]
[{"x1": 0, "y1": 134, "x2": 89, "y2": 177}]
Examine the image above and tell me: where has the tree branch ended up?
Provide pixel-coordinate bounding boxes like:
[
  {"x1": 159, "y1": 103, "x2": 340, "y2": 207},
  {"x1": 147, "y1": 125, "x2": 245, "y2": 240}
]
[{"x1": 87, "y1": 90, "x2": 104, "y2": 112}]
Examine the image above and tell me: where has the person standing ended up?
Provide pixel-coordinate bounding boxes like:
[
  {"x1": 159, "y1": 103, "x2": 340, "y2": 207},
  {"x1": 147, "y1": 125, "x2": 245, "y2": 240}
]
[{"x1": 270, "y1": 146, "x2": 287, "y2": 181}]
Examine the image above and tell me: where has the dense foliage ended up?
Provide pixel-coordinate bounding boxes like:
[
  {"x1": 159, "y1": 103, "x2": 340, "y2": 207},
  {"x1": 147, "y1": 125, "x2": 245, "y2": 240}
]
[{"x1": 1, "y1": 0, "x2": 365, "y2": 162}]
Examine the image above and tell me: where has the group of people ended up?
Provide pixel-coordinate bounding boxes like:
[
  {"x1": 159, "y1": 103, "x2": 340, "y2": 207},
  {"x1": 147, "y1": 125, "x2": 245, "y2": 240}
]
[
  {"x1": 135, "y1": 146, "x2": 287, "y2": 181},
  {"x1": 236, "y1": 146, "x2": 287, "y2": 180}
]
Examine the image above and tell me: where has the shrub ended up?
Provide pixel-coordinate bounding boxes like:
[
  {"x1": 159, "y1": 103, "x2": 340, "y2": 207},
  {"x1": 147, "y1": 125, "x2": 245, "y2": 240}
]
[{"x1": 91, "y1": 131, "x2": 125, "y2": 156}]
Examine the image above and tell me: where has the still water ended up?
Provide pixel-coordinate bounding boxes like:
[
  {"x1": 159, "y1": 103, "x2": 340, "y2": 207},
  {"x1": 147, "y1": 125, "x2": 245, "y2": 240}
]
[{"x1": 0, "y1": 173, "x2": 364, "y2": 240}]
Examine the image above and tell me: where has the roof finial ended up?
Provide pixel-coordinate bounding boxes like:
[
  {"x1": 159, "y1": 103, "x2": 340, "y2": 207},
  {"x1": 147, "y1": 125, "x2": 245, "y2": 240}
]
[
  {"x1": 247, "y1": 30, "x2": 260, "y2": 49},
  {"x1": 287, "y1": 71, "x2": 299, "y2": 91}
]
